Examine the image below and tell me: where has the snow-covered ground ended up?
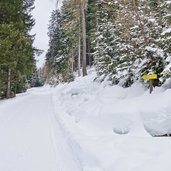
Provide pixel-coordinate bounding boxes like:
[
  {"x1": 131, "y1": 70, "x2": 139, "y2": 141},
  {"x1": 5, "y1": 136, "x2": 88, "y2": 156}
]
[{"x1": 0, "y1": 68, "x2": 171, "y2": 171}]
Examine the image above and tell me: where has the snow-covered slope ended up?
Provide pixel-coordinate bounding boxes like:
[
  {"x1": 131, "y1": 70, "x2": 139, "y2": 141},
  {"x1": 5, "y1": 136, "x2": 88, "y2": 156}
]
[
  {"x1": 53, "y1": 68, "x2": 171, "y2": 137},
  {"x1": 0, "y1": 68, "x2": 171, "y2": 171}
]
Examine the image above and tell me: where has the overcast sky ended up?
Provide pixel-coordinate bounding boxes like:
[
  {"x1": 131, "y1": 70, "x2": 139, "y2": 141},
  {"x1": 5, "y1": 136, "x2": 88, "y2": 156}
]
[{"x1": 31, "y1": 0, "x2": 56, "y2": 68}]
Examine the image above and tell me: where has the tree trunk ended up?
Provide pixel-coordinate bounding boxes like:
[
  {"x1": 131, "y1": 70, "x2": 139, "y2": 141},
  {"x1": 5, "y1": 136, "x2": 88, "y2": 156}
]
[
  {"x1": 71, "y1": 50, "x2": 74, "y2": 73},
  {"x1": 81, "y1": 1, "x2": 87, "y2": 76},
  {"x1": 78, "y1": 34, "x2": 81, "y2": 76},
  {"x1": 87, "y1": 41, "x2": 92, "y2": 67},
  {"x1": 6, "y1": 68, "x2": 11, "y2": 98}
]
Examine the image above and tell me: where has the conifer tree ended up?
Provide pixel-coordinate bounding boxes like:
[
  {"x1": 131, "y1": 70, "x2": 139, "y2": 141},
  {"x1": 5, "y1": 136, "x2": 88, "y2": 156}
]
[
  {"x1": 93, "y1": 0, "x2": 171, "y2": 88},
  {"x1": 45, "y1": 7, "x2": 74, "y2": 84},
  {"x1": 0, "y1": 0, "x2": 36, "y2": 98}
]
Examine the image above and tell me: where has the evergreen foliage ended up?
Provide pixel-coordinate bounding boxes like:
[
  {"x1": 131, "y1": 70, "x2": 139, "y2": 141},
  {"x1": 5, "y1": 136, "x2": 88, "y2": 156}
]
[
  {"x1": 0, "y1": 0, "x2": 36, "y2": 98},
  {"x1": 45, "y1": 0, "x2": 171, "y2": 91},
  {"x1": 93, "y1": 0, "x2": 171, "y2": 88},
  {"x1": 45, "y1": 8, "x2": 74, "y2": 85}
]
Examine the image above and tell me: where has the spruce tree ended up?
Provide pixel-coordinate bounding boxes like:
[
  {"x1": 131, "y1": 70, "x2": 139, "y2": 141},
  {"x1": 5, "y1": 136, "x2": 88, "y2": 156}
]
[
  {"x1": 0, "y1": 0, "x2": 36, "y2": 98},
  {"x1": 45, "y1": 8, "x2": 74, "y2": 85}
]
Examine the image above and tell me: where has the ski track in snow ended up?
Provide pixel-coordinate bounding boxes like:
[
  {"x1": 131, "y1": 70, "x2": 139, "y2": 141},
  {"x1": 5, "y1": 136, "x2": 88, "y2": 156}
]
[
  {"x1": 1, "y1": 74, "x2": 171, "y2": 171},
  {"x1": 0, "y1": 89, "x2": 83, "y2": 171}
]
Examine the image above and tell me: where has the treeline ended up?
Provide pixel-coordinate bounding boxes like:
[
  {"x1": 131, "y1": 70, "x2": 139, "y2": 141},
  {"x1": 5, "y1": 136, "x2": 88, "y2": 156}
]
[
  {"x1": 45, "y1": 0, "x2": 171, "y2": 88},
  {"x1": 0, "y1": 0, "x2": 39, "y2": 99}
]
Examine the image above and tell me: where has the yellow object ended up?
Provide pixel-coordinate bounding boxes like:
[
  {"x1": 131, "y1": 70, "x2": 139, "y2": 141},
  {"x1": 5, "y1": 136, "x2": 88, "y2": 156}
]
[{"x1": 142, "y1": 74, "x2": 158, "y2": 80}]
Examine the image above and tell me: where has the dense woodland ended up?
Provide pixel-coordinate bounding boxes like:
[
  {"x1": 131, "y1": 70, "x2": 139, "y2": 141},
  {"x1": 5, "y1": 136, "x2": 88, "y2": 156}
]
[
  {"x1": 0, "y1": 0, "x2": 43, "y2": 99},
  {"x1": 45, "y1": 0, "x2": 171, "y2": 90},
  {"x1": 0, "y1": 0, "x2": 171, "y2": 99}
]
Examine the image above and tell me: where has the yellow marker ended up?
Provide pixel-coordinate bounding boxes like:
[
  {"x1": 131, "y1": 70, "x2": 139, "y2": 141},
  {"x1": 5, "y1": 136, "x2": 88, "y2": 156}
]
[{"x1": 142, "y1": 74, "x2": 158, "y2": 80}]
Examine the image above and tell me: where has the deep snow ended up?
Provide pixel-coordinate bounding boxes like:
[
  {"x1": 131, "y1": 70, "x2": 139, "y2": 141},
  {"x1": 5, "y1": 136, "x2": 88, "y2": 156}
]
[{"x1": 0, "y1": 68, "x2": 171, "y2": 171}]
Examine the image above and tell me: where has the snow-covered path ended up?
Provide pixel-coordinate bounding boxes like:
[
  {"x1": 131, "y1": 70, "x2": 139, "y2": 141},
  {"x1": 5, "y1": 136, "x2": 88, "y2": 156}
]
[
  {"x1": 1, "y1": 72, "x2": 171, "y2": 171},
  {"x1": 0, "y1": 89, "x2": 82, "y2": 171}
]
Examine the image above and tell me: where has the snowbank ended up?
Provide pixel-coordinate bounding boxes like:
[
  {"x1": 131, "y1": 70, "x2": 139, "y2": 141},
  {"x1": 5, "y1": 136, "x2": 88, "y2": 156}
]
[
  {"x1": 51, "y1": 68, "x2": 171, "y2": 170},
  {"x1": 53, "y1": 68, "x2": 171, "y2": 137}
]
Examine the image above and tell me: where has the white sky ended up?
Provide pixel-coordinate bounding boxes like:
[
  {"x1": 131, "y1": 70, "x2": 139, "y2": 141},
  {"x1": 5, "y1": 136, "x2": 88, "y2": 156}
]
[{"x1": 31, "y1": 0, "x2": 56, "y2": 68}]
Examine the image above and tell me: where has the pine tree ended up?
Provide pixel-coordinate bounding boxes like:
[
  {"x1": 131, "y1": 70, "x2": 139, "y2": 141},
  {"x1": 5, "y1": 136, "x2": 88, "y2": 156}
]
[
  {"x1": 94, "y1": 0, "x2": 132, "y2": 85},
  {"x1": 86, "y1": 0, "x2": 97, "y2": 66},
  {"x1": 45, "y1": 8, "x2": 74, "y2": 84},
  {"x1": 0, "y1": 0, "x2": 36, "y2": 98},
  {"x1": 160, "y1": 1, "x2": 171, "y2": 81}
]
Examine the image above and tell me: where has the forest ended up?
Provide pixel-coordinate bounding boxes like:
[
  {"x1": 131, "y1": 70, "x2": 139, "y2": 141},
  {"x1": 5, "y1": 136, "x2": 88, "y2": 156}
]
[
  {"x1": 0, "y1": 1, "x2": 171, "y2": 170},
  {"x1": 45, "y1": 0, "x2": 171, "y2": 90},
  {"x1": 0, "y1": 0, "x2": 42, "y2": 99},
  {"x1": 0, "y1": 0, "x2": 171, "y2": 99}
]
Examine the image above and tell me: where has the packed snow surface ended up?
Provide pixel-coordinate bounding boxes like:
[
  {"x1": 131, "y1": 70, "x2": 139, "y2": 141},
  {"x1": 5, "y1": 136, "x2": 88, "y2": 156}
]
[{"x1": 0, "y1": 68, "x2": 171, "y2": 171}]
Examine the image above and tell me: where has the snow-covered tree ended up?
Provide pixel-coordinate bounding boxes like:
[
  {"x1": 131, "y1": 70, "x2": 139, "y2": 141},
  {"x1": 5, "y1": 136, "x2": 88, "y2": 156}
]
[{"x1": 45, "y1": 8, "x2": 74, "y2": 85}]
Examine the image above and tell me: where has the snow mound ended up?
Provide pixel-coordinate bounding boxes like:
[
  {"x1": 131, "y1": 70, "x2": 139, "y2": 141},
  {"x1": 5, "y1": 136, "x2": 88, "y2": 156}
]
[{"x1": 53, "y1": 69, "x2": 171, "y2": 137}]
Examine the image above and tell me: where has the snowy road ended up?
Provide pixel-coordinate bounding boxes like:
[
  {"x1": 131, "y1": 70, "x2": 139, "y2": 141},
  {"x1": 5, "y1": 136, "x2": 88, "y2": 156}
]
[
  {"x1": 0, "y1": 89, "x2": 82, "y2": 171},
  {"x1": 1, "y1": 74, "x2": 171, "y2": 171}
]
